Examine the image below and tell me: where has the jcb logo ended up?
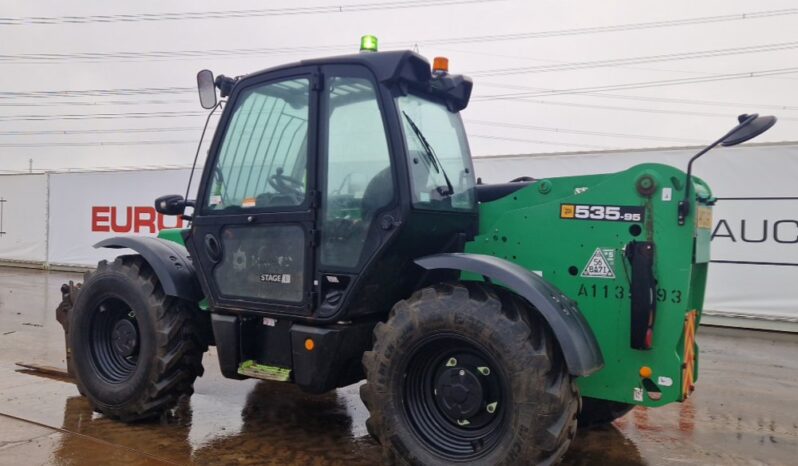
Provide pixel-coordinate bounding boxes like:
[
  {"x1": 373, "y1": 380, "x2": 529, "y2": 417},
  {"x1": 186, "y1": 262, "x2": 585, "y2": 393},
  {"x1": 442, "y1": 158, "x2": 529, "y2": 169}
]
[{"x1": 91, "y1": 206, "x2": 184, "y2": 234}]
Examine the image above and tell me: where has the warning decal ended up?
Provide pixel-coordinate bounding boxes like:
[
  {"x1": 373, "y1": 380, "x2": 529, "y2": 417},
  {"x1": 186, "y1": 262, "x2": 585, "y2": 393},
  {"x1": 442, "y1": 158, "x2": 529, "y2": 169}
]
[{"x1": 581, "y1": 248, "x2": 616, "y2": 279}]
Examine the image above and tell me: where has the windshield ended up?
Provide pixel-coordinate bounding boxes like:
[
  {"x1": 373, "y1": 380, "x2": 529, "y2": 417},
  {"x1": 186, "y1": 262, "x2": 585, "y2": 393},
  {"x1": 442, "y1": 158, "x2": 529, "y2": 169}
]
[{"x1": 396, "y1": 94, "x2": 475, "y2": 211}]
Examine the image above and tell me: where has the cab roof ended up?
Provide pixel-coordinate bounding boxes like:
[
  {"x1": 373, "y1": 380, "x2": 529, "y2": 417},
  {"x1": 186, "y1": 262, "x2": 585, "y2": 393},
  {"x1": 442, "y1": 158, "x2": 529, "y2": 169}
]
[
  {"x1": 245, "y1": 50, "x2": 429, "y2": 84},
  {"x1": 239, "y1": 50, "x2": 473, "y2": 111}
]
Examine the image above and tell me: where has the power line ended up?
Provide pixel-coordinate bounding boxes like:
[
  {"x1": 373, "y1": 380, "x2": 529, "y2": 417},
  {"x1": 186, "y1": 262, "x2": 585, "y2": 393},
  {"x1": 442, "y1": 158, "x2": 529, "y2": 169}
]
[
  {"x1": 0, "y1": 120, "x2": 693, "y2": 145},
  {"x1": 0, "y1": 46, "x2": 352, "y2": 64},
  {"x1": 480, "y1": 81, "x2": 798, "y2": 111},
  {"x1": 0, "y1": 130, "x2": 609, "y2": 151},
  {"x1": 3, "y1": 92, "x2": 794, "y2": 138},
  {"x1": 426, "y1": 9, "x2": 798, "y2": 45},
  {"x1": 473, "y1": 67, "x2": 798, "y2": 101},
  {"x1": 444, "y1": 45, "x2": 798, "y2": 83},
  {"x1": 0, "y1": 98, "x2": 195, "y2": 107},
  {"x1": 2, "y1": 67, "x2": 796, "y2": 125},
  {"x1": 0, "y1": 126, "x2": 201, "y2": 136},
  {"x1": 0, "y1": 110, "x2": 207, "y2": 121},
  {"x1": 0, "y1": 0, "x2": 499, "y2": 25},
  {"x1": 0, "y1": 140, "x2": 196, "y2": 148},
  {"x1": 591, "y1": 92, "x2": 798, "y2": 112},
  {"x1": 2, "y1": 70, "x2": 796, "y2": 125},
  {"x1": 1, "y1": 64, "x2": 794, "y2": 117},
  {"x1": 0, "y1": 86, "x2": 193, "y2": 99},
  {"x1": 469, "y1": 41, "x2": 798, "y2": 77},
  {"x1": 0, "y1": 163, "x2": 195, "y2": 173},
  {"x1": 5, "y1": 38, "x2": 794, "y2": 81},
  {"x1": 0, "y1": 8, "x2": 794, "y2": 63},
  {"x1": 469, "y1": 134, "x2": 614, "y2": 150},
  {"x1": 471, "y1": 95, "x2": 798, "y2": 122},
  {"x1": 3, "y1": 83, "x2": 797, "y2": 129},
  {"x1": 466, "y1": 120, "x2": 704, "y2": 144}
]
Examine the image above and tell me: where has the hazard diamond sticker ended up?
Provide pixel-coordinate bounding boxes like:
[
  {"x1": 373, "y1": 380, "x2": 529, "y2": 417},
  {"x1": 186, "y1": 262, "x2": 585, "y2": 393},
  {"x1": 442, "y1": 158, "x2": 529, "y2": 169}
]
[{"x1": 581, "y1": 248, "x2": 616, "y2": 279}]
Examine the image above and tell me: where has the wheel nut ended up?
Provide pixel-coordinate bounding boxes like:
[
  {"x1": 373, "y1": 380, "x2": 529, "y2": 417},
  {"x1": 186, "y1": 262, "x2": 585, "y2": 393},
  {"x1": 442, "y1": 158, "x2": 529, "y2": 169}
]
[
  {"x1": 456, "y1": 419, "x2": 470, "y2": 426},
  {"x1": 486, "y1": 402, "x2": 497, "y2": 413},
  {"x1": 446, "y1": 358, "x2": 457, "y2": 367},
  {"x1": 477, "y1": 366, "x2": 491, "y2": 376},
  {"x1": 459, "y1": 369, "x2": 465, "y2": 376}
]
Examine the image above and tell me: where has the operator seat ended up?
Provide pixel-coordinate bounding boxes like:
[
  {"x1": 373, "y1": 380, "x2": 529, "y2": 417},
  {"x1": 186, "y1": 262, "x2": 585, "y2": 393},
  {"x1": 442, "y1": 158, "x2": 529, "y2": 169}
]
[{"x1": 361, "y1": 167, "x2": 393, "y2": 220}]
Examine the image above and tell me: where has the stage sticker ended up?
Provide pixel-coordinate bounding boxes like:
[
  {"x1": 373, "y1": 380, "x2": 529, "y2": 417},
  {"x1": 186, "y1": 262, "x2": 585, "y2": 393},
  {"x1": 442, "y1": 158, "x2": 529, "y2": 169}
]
[{"x1": 581, "y1": 248, "x2": 616, "y2": 279}]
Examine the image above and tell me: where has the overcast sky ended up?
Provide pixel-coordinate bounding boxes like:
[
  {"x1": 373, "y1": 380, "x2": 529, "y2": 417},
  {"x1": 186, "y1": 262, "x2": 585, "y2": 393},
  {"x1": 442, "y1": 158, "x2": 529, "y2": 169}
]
[{"x1": 0, "y1": 0, "x2": 796, "y2": 173}]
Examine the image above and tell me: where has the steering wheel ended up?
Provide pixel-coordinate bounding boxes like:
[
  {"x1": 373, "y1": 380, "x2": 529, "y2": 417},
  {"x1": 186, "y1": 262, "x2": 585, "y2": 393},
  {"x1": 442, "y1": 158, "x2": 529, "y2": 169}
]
[{"x1": 268, "y1": 167, "x2": 304, "y2": 196}]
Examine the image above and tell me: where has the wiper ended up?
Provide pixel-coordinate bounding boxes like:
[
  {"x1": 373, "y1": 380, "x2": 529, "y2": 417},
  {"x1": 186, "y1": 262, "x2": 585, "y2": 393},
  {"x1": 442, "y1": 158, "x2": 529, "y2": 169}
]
[{"x1": 402, "y1": 111, "x2": 454, "y2": 197}]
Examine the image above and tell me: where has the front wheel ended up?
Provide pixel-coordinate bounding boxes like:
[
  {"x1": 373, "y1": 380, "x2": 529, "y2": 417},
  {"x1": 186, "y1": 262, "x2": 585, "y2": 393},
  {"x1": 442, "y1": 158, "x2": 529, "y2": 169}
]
[
  {"x1": 361, "y1": 283, "x2": 578, "y2": 465},
  {"x1": 69, "y1": 256, "x2": 206, "y2": 421}
]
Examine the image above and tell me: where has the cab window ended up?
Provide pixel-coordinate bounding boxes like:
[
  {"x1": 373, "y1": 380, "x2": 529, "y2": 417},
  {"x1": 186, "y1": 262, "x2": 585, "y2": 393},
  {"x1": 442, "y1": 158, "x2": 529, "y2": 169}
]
[
  {"x1": 206, "y1": 78, "x2": 309, "y2": 212},
  {"x1": 320, "y1": 76, "x2": 393, "y2": 268},
  {"x1": 396, "y1": 94, "x2": 475, "y2": 211}
]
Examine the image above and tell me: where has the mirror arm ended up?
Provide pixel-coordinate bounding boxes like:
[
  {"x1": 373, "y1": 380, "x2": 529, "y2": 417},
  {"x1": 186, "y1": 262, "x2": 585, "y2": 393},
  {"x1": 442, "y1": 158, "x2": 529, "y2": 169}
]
[
  {"x1": 677, "y1": 117, "x2": 754, "y2": 226},
  {"x1": 180, "y1": 200, "x2": 196, "y2": 222},
  {"x1": 678, "y1": 143, "x2": 716, "y2": 225},
  {"x1": 183, "y1": 101, "x2": 223, "y2": 223}
]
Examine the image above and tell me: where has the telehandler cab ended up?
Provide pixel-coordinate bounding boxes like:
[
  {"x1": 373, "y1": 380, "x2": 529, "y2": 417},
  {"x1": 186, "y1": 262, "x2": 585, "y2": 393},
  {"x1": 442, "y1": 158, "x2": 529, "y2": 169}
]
[{"x1": 56, "y1": 36, "x2": 775, "y2": 465}]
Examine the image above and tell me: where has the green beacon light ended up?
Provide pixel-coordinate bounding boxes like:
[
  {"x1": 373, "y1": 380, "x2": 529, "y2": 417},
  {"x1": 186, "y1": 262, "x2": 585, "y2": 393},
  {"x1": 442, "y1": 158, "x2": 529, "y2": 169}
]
[{"x1": 360, "y1": 35, "x2": 378, "y2": 53}]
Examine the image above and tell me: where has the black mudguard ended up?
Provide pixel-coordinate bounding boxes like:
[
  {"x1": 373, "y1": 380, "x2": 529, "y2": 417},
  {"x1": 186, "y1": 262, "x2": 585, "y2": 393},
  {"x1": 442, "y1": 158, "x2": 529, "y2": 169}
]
[
  {"x1": 415, "y1": 253, "x2": 604, "y2": 377},
  {"x1": 95, "y1": 236, "x2": 202, "y2": 302}
]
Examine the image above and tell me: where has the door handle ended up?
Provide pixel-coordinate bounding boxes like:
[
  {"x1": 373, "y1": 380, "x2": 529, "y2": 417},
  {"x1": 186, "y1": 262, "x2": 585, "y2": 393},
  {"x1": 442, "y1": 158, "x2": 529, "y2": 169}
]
[{"x1": 204, "y1": 234, "x2": 222, "y2": 263}]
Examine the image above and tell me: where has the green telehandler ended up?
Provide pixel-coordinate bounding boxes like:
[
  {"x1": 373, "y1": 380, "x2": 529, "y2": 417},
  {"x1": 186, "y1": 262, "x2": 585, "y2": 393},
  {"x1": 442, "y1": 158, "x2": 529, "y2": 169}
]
[{"x1": 56, "y1": 37, "x2": 775, "y2": 465}]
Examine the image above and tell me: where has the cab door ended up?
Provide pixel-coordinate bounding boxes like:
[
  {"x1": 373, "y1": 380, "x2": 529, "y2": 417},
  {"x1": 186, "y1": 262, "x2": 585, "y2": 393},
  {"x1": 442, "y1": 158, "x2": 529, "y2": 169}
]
[
  {"x1": 189, "y1": 68, "x2": 319, "y2": 315},
  {"x1": 314, "y1": 65, "x2": 397, "y2": 317}
]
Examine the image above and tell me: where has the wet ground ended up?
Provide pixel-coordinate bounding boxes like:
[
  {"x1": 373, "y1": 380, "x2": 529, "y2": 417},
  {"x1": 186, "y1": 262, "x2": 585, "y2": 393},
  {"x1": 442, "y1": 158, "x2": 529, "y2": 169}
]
[{"x1": 0, "y1": 266, "x2": 796, "y2": 465}]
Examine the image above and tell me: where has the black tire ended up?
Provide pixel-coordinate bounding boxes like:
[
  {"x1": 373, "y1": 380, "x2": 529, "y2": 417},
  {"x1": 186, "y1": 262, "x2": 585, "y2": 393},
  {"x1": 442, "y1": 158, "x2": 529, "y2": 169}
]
[
  {"x1": 69, "y1": 255, "x2": 206, "y2": 421},
  {"x1": 361, "y1": 283, "x2": 578, "y2": 466},
  {"x1": 577, "y1": 397, "x2": 634, "y2": 428}
]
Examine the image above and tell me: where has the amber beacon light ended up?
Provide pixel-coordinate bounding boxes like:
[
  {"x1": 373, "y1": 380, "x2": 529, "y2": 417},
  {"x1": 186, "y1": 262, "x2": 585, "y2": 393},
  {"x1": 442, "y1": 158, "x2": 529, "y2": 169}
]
[{"x1": 432, "y1": 56, "x2": 449, "y2": 73}]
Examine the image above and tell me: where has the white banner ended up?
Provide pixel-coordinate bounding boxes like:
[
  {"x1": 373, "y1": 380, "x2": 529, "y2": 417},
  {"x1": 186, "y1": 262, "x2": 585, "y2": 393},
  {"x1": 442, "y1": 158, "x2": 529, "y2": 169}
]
[
  {"x1": 473, "y1": 142, "x2": 798, "y2": 321},
  {"x1": 0, "y1": 174, "x2": 48, "y2": 263},
  {"x1": 48, "y1": 168, "x2": 194, "y2": 266},
  {"x1": 1, "y1": 142, "x2": 795, "y2": 325}
]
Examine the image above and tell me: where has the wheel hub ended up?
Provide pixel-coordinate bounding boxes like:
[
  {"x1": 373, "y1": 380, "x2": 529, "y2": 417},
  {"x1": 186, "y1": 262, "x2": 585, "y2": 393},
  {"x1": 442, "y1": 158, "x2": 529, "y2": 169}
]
[
  {"x1": 435, "y1": 367, "x2": 484, "y2": 421},
  {"x1": 403, "y1": 336, "x2": 508, "y2": 461},
  {"x1": 111, "y1": 319, "x2": 138, "y2": 358}
]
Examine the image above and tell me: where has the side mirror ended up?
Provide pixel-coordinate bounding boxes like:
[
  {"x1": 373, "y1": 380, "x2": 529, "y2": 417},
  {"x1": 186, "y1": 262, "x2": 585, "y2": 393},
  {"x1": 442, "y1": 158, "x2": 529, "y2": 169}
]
[
  {"x1": 721, "y1": 113, "x2": 777, "y2": 147},
  {"x1": 197, "y1": 69, "x2": 217, "y2": 110},
  {"x1": 678, "y1": 113, "x2": 777, "y2": 225},
  {"x1": 155, "y1": 194, "x2": 188, "y2": 216}
]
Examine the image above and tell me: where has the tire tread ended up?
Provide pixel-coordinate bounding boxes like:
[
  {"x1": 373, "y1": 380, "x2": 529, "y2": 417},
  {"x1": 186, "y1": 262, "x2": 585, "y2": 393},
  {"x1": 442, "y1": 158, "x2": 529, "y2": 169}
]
[
  {"x1": 72, "y1": 255, "x2": 206, "y2": 421},
  {"x1": 361, "y1": 282, "x2": 578, "y2": 465}
]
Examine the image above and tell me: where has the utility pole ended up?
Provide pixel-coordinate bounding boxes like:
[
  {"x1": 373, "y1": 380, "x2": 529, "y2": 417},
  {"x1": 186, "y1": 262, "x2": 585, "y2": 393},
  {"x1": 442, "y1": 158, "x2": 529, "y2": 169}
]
[{"x1": 29, "y1": 158, "x2": 33, "y2": 173}]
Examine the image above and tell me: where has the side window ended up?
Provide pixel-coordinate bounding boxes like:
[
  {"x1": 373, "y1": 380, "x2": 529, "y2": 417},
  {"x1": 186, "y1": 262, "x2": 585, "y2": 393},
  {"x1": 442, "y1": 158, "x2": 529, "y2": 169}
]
[
  {"x1": 321, "y1": 76, "x2": 393, "y2": 268},
  {"x1": 206, "y1": 78, "x2": 309, "y2": 211}
]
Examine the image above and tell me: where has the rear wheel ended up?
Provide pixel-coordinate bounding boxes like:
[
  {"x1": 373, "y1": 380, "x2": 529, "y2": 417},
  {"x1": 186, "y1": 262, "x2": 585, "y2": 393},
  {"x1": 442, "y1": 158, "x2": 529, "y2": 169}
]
[
  {"x1": 577, "y1": 398, "x2": 634, "y2": 427},
  {"x1": 361, "y1": 283, "x2": 578, "y2": 465},
  {"x1": 69, "y1": 256, "x2": 206, "y2": 421}
]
